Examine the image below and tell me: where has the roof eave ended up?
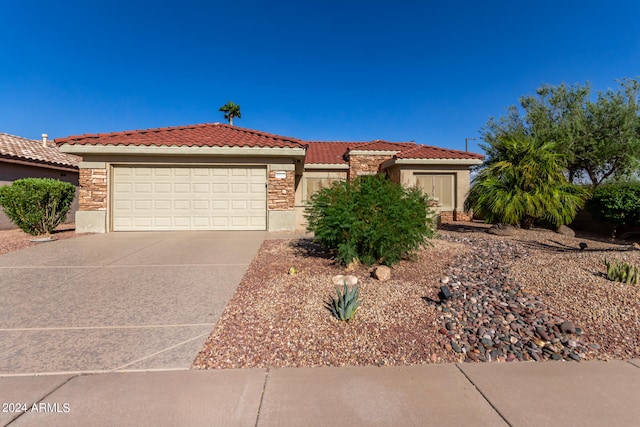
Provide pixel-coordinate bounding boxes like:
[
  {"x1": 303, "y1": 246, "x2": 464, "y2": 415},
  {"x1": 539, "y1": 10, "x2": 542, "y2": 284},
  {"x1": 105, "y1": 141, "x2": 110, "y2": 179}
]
[
  {"x1": 382, "y1": 158, "x2": 483, "y2": 168},
  {"x1": 0, "y1": 155, "x2": 79, "y2": 172},
  {"x1": 304, "y1": 163, "x2": 349, "y2": 170},
  {"x1": 58, "y1": 144, "x2": 307, "y2": 158}
]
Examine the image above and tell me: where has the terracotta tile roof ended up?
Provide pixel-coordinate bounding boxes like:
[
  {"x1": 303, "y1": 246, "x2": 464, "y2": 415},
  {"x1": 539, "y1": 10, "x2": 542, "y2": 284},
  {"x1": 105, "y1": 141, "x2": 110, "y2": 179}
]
[
  {"x1": 304, "y1": 141, "x2": 365, "y2": 165},
  {"x1": 0, "y1": 132, "x2": 80, "y2": 169},
  {"x1": 395, "y1": 144, "x2": 484, "y2": 160},
  {"x1": 55, "y1": 123, "x2": 308, "y2": 150},
  {"x1": 305, "y1": 140, "x2": 483, "y2": 164}
]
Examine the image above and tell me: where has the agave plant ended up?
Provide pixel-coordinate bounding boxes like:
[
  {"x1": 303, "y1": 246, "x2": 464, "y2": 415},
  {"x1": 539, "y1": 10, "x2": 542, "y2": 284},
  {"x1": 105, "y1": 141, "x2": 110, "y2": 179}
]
[
  {"x1": 327, "y1": 283, "x2": 361, "y2": 321},
  {"x1": 604, "y1": 258, "x2": 639, "y2": 285}
]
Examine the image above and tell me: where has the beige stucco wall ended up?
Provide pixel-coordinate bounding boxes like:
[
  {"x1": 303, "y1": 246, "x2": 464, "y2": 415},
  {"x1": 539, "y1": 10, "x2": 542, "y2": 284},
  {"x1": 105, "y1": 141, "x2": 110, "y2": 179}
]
[
  {"x1": 294, "y1": 169, "x2": 347, "y2": 231},
  {"x1": 0, "y1": 161, "x2": 79, "y2": 230}
]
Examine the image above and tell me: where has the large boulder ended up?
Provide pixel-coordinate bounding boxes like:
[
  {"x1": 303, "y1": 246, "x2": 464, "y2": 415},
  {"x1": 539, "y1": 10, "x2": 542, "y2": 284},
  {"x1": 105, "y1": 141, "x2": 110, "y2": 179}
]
[
  {"x1": 373, "y1": 265, "x2": 391, "y2": 281},
  {"x1": 556, "y1": 225, "x2": 576, "y2": 237},
  {"x1": 487, "y1": 223, "x2": 517, "y2": 236},
  {"x1": 332, "y1": 275, "x2": 358, "y2": 286}
]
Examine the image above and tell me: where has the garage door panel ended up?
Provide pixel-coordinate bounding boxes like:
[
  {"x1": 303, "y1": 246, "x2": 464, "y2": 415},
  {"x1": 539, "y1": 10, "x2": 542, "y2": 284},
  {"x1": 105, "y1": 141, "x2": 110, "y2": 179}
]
[
  {"x1": 231, "y1": 217, "x2": 248, "y2": 226},
  {"x1": 154, "y1": 200, "x2": 171, "y2": 210},
  {"x1": 154, "y1": 183, "x2": 171, "y2": 193},
  {"x1": 114, "y1": 182, "x2": 133, "y2": 193},
  {"x1": 114, "y1": 199, "x2": 132, "y2": 210},
  {"x1": 231, "y1": 200, "x2": 247, "y2": 210},
  {"x1": 173, "y1": 183, "x2": 190, "y2": 193},
  {"x1": 113, "y1": 166, "x2": 266, "y2": 231},
  {"x1": 135, "y1": 183, "x2": 152, "y2": 193},
  {"x1": 231, "y1": 183, "x2": 247, "y2": 193},
  {"x1": 211, "y1": 200, "x2": 228, "y2": 210},
  {"x1": 174, "y1": 200, "x2": 190, "y2": 210},
  {"x1": 193, "y1": 200, "x2": 209, "y2": 210},
  {"x1": 134, "y1": 217, "x2": 152, "y2": 227},
  {"x1": 213, "y1": 183, "x2": 228, "y2": 192},
  {"x1": 135, "y1": 200, "x2": 152, "y2": 210},
  {"x1": 154, "y1": 217, "x2": 171, "y2": 227}
]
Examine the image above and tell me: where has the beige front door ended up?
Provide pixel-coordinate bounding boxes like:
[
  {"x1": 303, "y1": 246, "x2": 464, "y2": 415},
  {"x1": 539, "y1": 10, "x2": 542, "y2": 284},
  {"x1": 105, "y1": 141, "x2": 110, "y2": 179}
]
[{"x1": 112, "y1": 166, "x2": 267, "y2": 231}]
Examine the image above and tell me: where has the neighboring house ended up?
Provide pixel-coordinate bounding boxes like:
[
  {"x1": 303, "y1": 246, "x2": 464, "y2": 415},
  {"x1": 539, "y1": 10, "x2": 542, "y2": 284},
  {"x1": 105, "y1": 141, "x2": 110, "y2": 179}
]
[
  {"x1": 55, "y1": 123, "x2": 483, "y2": 233},
  {"x1": 0, "y1": 132, "x2": 80, "y2": 230}
]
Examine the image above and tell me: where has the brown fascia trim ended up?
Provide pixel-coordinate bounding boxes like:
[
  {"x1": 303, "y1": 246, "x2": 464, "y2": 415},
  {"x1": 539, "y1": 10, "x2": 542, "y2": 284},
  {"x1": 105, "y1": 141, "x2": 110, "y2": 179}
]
[{"x1": 0, "y1": 156, "x2": 79, "y2": 173}]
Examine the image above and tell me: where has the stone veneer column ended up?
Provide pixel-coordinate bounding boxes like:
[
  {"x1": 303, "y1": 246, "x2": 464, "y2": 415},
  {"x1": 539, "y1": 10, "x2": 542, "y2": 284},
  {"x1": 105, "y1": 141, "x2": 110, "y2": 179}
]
[
  {"x1": 76, "y1": 167, "x2": 108, "y2": 233},
  {"x1": 348, "y1": 154, "x2": 394, "y2": 180},
  {"x1": 268, "y1": 170, "x2": 295, "y2": 210},
  {"x1": 267, "y1": 166, "x2": 296, "y2": 231},
  {"x1": 79, "y1": 168, "x2": 107, "y2": 211}
]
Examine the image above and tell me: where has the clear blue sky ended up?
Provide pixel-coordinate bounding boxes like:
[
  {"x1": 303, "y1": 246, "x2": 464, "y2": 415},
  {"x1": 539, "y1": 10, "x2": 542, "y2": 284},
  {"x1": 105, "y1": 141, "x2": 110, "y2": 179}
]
[{"x1": 1, "y1": 1, "x2": 638, "y2": 154}]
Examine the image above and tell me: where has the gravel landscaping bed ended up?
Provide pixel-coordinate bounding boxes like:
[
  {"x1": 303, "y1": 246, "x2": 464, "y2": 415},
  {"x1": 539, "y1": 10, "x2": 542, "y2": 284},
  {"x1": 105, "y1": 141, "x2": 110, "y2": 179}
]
[
  {"x1": 0, "y1": 224, "x2": 81, "y2": 255},
  {"x1": 194, "y1": 223, "x2": 640, "y2": 369}
]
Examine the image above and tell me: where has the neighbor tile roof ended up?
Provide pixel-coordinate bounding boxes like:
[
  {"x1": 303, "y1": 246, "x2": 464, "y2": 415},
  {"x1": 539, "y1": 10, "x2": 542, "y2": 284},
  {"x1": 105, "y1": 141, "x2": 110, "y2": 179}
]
[
  {"x1": 55, "y1": 123, "x2": 307, "y2": 150},
  {"x1": 0, "y1": 132, "x2": 80, "y2": 169},
  {"x1": 394, "y1": 144, "x2": 485, "y2": 160},
  {"x1": 304, "y1": 142, "x2": 363, "y2": 165},
  {"x1": 305, "y1": 140, "x2": 483, "y2": 164}
]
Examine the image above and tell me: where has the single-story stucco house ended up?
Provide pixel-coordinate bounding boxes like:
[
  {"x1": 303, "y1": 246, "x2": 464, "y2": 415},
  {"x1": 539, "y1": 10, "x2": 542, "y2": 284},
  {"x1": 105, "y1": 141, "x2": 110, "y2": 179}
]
[
  {"x1": 0, "y1": 132, "x2": 80, "y2": 229},
  {"x1": 55, "y1": 123, "x2": 483, "y2": 233}
]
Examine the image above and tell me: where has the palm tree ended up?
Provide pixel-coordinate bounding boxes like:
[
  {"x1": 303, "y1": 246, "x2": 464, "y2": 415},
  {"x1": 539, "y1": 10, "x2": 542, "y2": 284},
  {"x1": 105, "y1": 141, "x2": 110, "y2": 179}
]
[
  {"x1": 219, "y1": 101, "x2": 241, "y2": 125},
  {"x1": 465, "y1": 134, "x2": 589, "y2": 228}
]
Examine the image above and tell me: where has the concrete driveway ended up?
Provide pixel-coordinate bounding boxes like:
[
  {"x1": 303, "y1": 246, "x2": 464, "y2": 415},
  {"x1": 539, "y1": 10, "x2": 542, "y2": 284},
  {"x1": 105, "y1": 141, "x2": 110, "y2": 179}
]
[{"x1": 0, "y1": 231, "x2": 267, "y2": 375}]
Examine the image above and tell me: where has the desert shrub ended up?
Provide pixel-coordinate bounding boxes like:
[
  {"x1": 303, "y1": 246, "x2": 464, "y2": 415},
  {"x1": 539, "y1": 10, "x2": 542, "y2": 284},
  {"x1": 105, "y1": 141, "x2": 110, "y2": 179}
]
[
  {"x1": 305, "y1": 174, "x2": 436, "y2": 266},
  {"x1": 586, "y1": 183, "x2": 640, "y2": 236},
  {"x1": 326, "y1": 284, "x2": 361, "y2": 322},
  {"x1": 0, "y1": 178, "x2": 75, "y2": 236}
]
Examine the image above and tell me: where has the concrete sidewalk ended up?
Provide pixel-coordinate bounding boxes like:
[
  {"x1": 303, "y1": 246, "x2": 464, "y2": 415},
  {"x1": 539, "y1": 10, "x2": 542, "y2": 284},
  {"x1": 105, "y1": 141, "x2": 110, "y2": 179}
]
[{"x1": 2, "y1": 360, "x2": 639, "y2": 426}]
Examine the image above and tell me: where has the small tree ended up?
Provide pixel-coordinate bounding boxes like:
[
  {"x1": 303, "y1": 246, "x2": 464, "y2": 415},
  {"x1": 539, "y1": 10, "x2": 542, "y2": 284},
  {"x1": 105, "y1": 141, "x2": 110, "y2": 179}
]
[
  {"x1": 482, "y1": 79, "x2": 640, "y2": 186},
  {"x1": 219, "y1": 101, "x2": 241, "y2": 125},
  {"x1": 0, "y1": 178, "x2": 76, "y2": 236},
  {"x1": 305, "y1": 174, "x2": 436, "y2": 266},
  {"x1": 465, "y1": 135, "x2": 589, "y2": 228}
]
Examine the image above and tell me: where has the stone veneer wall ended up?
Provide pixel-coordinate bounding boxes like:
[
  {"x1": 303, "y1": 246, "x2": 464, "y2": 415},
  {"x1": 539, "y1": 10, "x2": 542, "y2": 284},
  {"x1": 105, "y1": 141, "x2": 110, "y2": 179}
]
[
  {"x1": 439, "y1": 210, "x2": 473, "y2": 223},
  {"x1": 79, "y1": 168, "x2": 107, "y2": 211},
  {"x1": 348, "y1": 155, "x2": 393, "y2": 180},
  {"x1": 268, "y1": 170, "x2": 295, "y2": 210}
]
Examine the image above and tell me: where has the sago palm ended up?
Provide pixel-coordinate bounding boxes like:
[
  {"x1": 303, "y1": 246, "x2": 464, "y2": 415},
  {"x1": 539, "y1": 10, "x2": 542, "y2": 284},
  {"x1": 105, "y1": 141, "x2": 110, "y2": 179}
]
[{"x1": 465, "y1": 135, "x2": 589, "y2": 228}]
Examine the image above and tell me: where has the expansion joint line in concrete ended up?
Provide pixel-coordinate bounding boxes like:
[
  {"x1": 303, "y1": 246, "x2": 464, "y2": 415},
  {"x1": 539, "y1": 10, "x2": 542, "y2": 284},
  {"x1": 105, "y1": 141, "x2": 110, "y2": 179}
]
[
  {"x1": 0, "y1": 323, "x2": 215, "y2": 332},
  {"x1": 111, "y1": 332, "x2": 212, "y2": 371},
  {"x1": 454, "y1": 364, "x2": 512, "y2": 427},
  {"x1": 6, "y1": 374, "x2": 77, "y2": 426},
  {"x1": 254, "y1": 367, "x2": 270, "y2": 427}
]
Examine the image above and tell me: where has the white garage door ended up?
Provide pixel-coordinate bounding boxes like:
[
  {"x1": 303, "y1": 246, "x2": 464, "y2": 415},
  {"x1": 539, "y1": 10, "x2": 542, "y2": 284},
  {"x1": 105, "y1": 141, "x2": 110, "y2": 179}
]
[{"x1": 112, "y1": 166, "x2": 267, "y2": 231}]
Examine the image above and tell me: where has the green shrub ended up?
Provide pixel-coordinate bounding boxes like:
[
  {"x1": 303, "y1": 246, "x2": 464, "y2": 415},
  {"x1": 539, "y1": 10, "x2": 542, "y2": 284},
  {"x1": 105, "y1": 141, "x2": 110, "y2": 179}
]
[
  {"x1": 604, "y1": 258, "x2": 639, "y2": 285},
  {"x1": 586, "y1": 183, "x2": 640, "y2": 236},
  {"x1": 305, "y1": 174, "x2": 436, "y2": 266},
  {"x1": 0, "y1": 178, "x2": 76, "y2": 236},
  {"x1": 326, "y1": 284, "x2": 361, "y2": 322}
]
